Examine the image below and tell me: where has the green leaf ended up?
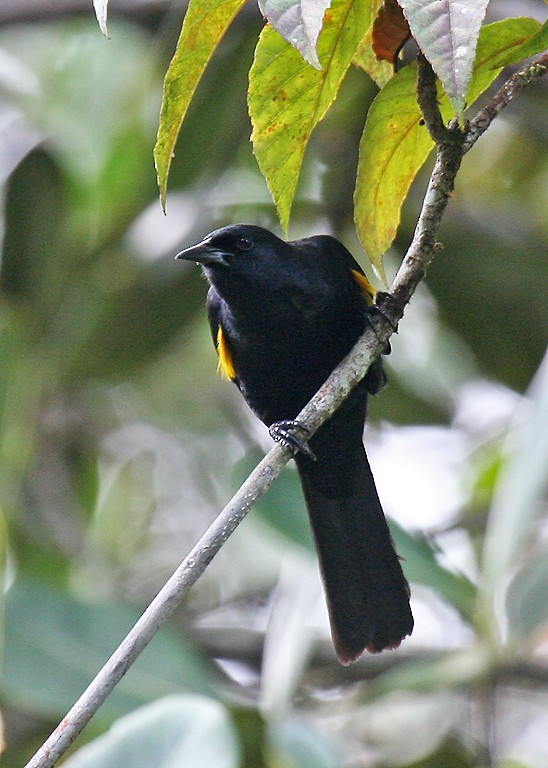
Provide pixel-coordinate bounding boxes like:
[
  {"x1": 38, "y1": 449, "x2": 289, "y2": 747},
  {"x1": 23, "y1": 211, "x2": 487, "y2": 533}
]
[
  {"x1": 62, "y1": 696, "x2": 239, "y2": 768},
  {"x1": 481, "y1": 18, "x2": 548, "y2": 69},
  {"x1": 467, "y1": 18, "x2": 548, "y2": 103},
  {"x1": 154, "y1": 0, "x2": 247, "y2": 207},
  {"x1": 498, "y1": 762, "x2": 530, "y2": 768},
  {"x1": 354, "y1": 17, "x2": 544, "y2": 273},
  {"x1": 398, "y1": 0, "x2": 490, "y2": 114},
  {"x1": 249, "y1": 0, "x2": 370, "y2": 233},
  {"x1": 1, "y1": 579, "x2": 213, "y2": 721}
]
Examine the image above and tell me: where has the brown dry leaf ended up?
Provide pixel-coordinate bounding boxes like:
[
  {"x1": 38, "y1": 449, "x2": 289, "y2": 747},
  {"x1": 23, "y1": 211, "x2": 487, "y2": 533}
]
[{"x1": 372, "y1": 0, "x2": 411, "y2": 63}]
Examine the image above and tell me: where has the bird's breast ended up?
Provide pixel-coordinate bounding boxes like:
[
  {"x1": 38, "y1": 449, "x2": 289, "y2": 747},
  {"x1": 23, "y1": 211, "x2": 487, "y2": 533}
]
[{"x1": 221, "y1": 302, "x2": 365, "y2": 425}]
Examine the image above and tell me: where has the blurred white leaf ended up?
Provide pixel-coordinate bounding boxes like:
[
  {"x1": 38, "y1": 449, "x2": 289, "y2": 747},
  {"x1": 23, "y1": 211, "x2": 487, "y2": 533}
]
[
  {"x1": 398, "y1": 0, "x2": 489, "y2": 113},
  {"x1": 63, "y1": 695, "x2": 239, "y2": 768},
  {"x1": 93, "y1": 0, "x2": 109, "y2": 37},
  {"x1": 260, "y1": 553, "x2": 322, "y2": 715},
  {"x1": 259, "y1": 0, "x2": 332, "y2": 69}
]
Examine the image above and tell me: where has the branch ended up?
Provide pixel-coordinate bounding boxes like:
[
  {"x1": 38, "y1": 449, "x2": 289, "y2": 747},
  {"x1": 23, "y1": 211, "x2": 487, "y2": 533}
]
[
  {"x1": 463, "y1": 53, "x2": 548, "y2": 154},
  {"x1": 416, "y1": 53, "x2": 453, "y2": 144},
  {"x1": 24, "y1": 52, "x2": 547, "y2": 768}
]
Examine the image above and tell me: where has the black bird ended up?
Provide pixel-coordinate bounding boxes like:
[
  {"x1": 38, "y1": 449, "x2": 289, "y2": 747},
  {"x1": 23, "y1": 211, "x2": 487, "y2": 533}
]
[{"x1": 176, "y1": 224, "x2": 413, "y2": 664}]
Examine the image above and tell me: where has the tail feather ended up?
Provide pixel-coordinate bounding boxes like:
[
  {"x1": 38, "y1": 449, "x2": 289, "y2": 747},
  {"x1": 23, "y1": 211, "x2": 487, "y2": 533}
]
[{"x1": 296, "y1": 442, "x2": 413, "y2": 664}]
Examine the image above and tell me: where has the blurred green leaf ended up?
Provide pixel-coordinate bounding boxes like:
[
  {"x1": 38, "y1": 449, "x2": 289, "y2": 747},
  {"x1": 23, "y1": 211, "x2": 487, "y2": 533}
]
[
  {"x1": 498, "y1": 762, "x2": 530, "y2": 768},
  {"x1": 249, "y1": 0, "x2": 369, "y2": 232},
  {"x1": 63, "y1": 264, "x2": 205, "y2": 384},
  {"x1": 0, "y1": 20, "x2": 158, "y2": 240},
  {"x1": 231, "y1": 708, "x2": 268, "y2": 768},
  {"x1": 0, "y1": 507, "x2": 6, "y2": 646},
  {"x1": 369, "y1": 646, "x2": 493, "y2": 696},
  {"x1": 154, "y1": 0, "x2": 247, "y2": 207},
  {"x1": 468, "y1": 441, "x2": 504, "y2": 514},
  {"x1": 390, "y1": 521, "x2": 477, "y2": 622},
  {"x1": 62, "y1": 695, "x2": 239, "y2": 768},
  {"x1": 1, "y1": 151, "x2": 65, "y2": 316},
  {"x1": 506, "y1": 554, "x2": 548, "y2": 642},
  {"x1": 234, "y1": 455, "x2": 313, "y2": 551},
  {"x1": 91, "y1": 455, "x2": 155, "y2": 563},
  {"x1": 479, "y1": 352, "x2": 548, "y2": 642},
  {"x1": 424, "y1": 223, "x2": 547, "y2": 392},
  {"x1": 405, "y1": 737, "x2": 476, "y2": 768},
  {"x1": 268, "y1": 715, "x2": 341, "y2": 768},
  {"x1": 1, "y1": 579, "x2": 214, "y2": 721}
]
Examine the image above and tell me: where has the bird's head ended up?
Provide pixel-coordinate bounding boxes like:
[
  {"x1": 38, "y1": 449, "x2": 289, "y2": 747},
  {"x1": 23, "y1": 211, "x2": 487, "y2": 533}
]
[
  {"x1": 176, "y1": 224, "x2": 375, "y2": 313},
  {"x1": 176, "y1": 224, "x2": 285, "y2": 271}
]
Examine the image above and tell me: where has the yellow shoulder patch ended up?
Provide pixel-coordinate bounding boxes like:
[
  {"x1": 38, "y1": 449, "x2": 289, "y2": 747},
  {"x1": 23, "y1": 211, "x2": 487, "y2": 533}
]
[
  {"x1": 351, "y1": 269, "x2": 376, "y2": 307},
  {"x1": 216, "y1": 325, "x2": 237, "y2": 380}
]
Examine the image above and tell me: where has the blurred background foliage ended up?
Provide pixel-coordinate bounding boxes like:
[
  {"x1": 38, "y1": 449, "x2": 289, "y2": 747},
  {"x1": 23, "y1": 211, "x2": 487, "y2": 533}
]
[{"x1": 0, "y1": 1, "x2": 547, "y2": 766}]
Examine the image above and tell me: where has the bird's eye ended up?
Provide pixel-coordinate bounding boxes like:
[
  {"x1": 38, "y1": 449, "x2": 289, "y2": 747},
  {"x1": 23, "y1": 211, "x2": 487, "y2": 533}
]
[{"x1": 236, "y1": 237, "x2": 253, "y2": 251}]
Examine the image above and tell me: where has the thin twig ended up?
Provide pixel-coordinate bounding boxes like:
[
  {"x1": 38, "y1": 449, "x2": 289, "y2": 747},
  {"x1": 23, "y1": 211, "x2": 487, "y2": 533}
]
[
  {"x1": 24, "y1": 51, "x2": 548, "y2": 768},
  {"x1": 463, "y1": 53, "x2": 548, "y2": 154}
]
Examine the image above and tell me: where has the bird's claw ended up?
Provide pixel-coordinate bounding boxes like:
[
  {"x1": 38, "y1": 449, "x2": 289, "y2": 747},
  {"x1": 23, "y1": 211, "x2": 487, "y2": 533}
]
[
  {"x1": 365, "y1": 295, "x2": 399, "y2": 355},
  {"x1": 372, "y1": 292, "x2": 399, "y2": 331},
  {"x1": 269, "y1": 420, "x2": 317, "y2": 461}
]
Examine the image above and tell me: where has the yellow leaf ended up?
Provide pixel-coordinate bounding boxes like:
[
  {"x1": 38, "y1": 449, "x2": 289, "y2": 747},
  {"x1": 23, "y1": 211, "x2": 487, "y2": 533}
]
[
  {"x1": 154, "y1": 0, "x2": 247, "y2": 207},
  {"x1": 354, "y1": 63, "x2": 431, "y2": 281},
  {"x1": 353, "y1": 0, "x2": 393, "y2": 88},
  {"x1": 353, "y1": 24, "x2": 394, "y2": 89},
  {"x1": 354, "y1": 17, "x2": 543, "y2": 278},
  {"x1": 249, "y1": 0, "x2": 370, "y2": 233}
]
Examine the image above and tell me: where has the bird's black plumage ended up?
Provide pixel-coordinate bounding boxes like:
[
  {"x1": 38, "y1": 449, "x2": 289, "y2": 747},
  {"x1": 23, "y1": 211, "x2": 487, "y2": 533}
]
[{"x1": 176, "y1": 224, "x2": 413, "y2": 663}]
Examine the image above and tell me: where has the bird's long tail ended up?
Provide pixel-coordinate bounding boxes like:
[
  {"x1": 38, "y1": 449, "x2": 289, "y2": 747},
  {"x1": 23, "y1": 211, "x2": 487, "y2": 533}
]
[{"x1": 295, "y1": 427, "x2": 413, "y2": 664}]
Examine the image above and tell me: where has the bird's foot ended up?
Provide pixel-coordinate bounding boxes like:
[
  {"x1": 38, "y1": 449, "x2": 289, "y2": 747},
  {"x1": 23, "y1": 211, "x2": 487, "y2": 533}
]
[
  {"x1": 372, "y1": 292, "x2": 400, "y2": 332},
  {"x1": 269, "y1": 420, "x2": 316, "y2": 461},
  {"x1": 365, "y1": 295, "x2": 399, "y2": 355}
]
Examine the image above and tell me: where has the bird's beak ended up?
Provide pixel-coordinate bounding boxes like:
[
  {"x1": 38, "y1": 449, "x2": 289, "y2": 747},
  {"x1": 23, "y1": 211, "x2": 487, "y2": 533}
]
[{"x1": 175, "y1": 239, "x2": 227, "y2": 266}]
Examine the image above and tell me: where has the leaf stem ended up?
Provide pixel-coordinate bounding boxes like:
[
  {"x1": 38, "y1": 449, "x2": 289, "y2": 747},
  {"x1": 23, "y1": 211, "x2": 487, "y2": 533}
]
[{"x1": 416, "y1": 52, "x2": 453, "y2": 144}]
